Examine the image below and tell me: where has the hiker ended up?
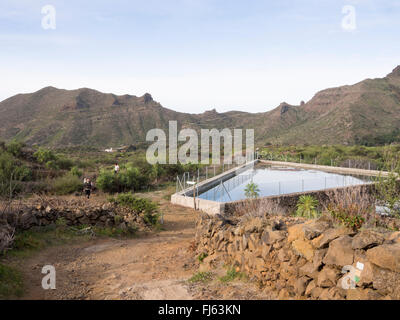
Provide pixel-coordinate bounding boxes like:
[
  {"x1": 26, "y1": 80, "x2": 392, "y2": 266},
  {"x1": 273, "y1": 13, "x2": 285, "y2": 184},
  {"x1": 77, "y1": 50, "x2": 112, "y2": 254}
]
[
  {"x1": 84, "y1": 178, "x2": 92, "y2": 199},
  {"x1": 114, "y1": 163, "x2": 120, "y2": 174}
]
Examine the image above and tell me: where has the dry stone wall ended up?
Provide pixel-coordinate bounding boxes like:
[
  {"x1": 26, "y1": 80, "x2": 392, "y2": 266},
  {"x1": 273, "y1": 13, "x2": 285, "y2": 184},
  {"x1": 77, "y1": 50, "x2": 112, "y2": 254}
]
[
  {"x1": 195, "y1": 213, "x2": 400, "y2": 300},
  {"x1": 0, "y1": 198, "x2": 150, "y2": 251},
  {"x1": 1, "y1": 199, "x2": 149, "y2": 231}
]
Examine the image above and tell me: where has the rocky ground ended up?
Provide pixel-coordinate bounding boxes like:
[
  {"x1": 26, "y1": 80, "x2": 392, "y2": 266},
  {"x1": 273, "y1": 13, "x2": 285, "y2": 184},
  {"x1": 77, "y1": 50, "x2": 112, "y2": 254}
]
[{"x1": 3, "y1": 191, "x2": 272, "y2": 300}]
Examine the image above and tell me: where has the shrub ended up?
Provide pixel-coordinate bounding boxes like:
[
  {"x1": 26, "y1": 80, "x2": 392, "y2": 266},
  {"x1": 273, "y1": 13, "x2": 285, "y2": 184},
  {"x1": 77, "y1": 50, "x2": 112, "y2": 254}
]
[
  {"x1": 375, "y1": 146, "x2": 400, "y2": 217},
  {"x1": 109, "y1": 193, "x2": 160, "y2": 226},
  {"x1": 244, "y1": 182, "x2": 260, "y2": 199},
  {"x1": 0, "y1": 264, "x2": 24, "y2": 299},
  {"x1": 219, "y1": 267, "x2": 247, "y2": 283},
  {"x1": 324, "y1": 187, "x2": 373, "y2": 231},
  {"x1": 70, "y1": 166, "x2": 83, "y2": 177},
  {"x1": 34, "y1": 148, "x2": 57, "y2": 164},
  {"x1": 6, "y1": 141, "x2": 24, "y2": 157},
  {"x1": 52, "y1": 173, "x2": 82, "y2": 195},
  {"x1": 56, "y1": 157, "x2": 74, "y2": 170},
  {"x1": 0, "y1": 152, "x2": 31, "y2": 197},
  {"x1": 97, "y1": 169, "x2": 119, "y2": 193},
  {"x1": 97, "y1": 166, "x2": 150, "y2": 193},
  {"x1": 188, "y1": 272, "x2": 213, "y2": 283},
  {"x1": 327, "y1": 204, "x2": 365, "y2": 231},
  {"x1": 296, "y1": 195, "x2": 320, "y2": 219}
]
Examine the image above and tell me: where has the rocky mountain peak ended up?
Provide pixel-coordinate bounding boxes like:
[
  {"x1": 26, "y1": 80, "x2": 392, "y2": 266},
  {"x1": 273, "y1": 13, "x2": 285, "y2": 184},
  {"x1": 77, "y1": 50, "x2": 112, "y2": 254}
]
[{"x1": 388, "y1": 65, "x2": 400, "y2": 78}]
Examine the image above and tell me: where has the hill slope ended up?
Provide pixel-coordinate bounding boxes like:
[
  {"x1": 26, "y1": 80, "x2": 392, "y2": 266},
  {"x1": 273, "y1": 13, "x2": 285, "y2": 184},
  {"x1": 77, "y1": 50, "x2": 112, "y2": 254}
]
[{"x1": 1, "y1": 66, "x2": 399, "y2": 147}]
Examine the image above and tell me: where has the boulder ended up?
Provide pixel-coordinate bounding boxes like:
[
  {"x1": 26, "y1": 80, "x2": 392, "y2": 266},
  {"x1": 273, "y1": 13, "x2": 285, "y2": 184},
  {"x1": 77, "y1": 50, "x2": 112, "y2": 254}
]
[
  {"x1": 294, "y1": 276, "x2": 312, "y2": 296},
  {"x1": 287, "y1": 223, "x2": 305, "y2": 243},
  {"x1": 346, "y1": 288, "x2": 376, "y2": 300},
  {"x1": 319, "y1": 287, "x2": 346, "y2": 300},
  {"x1": 277, "y1": 248, "x2": 290, "y2": 262},
  {"x1": 323, "y1": 235, "x2": 354, "y2": 267},
  {"x1": 352, "y1": 230, "x2": 384, "y2": 250},
  {"x1": 385, "y1": 232, "x2": 400, "y2": 244},
  {"x1": 261, "y1": 230, "x2": 286, "y2": 245},
  {"x1": 305, "y1": 280, "x2": 317, "y2": 296},
  {"x1": 302, "y1": 220, "x2": 331, "y2": 240},
  {"x1": 312, "y1": 227, "x2": 353, "y2": 249},
  {"x1": 312, "y1": 248, "x2": 327, "y2": 269},
  {"x1": 317, "y1": 266, "x2": 340, "y2": 288},
  {"x1": 244, "y1": 218, "x2": 264, "y2": 233},
  {"x1": 299, "y1": 262, "x2": 319, "y2": 278},
  {"x1": 19, "y1": 212, "x2": 38, "y2": 230},
  {"x1": 366, "y1": 243, "x2": 400, "y2": 273},
  {"x1": 292, "y1": 239, "x2": 314, "y2": 261}
]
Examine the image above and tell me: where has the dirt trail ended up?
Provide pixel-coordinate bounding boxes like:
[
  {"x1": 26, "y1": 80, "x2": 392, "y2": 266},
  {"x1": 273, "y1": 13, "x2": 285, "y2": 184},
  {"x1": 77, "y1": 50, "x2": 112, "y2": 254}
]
[{"x1": 14, "y1": 191, "x2": 272, "y2": 300}]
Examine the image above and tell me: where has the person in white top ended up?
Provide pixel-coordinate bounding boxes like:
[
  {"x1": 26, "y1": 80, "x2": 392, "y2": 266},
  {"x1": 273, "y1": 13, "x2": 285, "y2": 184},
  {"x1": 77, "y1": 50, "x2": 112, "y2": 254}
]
[{"x1": 114, "y1": 163, "x2": 120, "y2": 174}]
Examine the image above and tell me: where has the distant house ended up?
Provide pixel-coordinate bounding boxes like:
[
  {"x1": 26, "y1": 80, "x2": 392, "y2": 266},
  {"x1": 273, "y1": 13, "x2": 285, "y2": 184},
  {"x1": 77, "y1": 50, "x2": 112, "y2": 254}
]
[
  {"x1": 116, "y1": 145, "x2": 137, "y2": 153},
  {"x1": 105, "y1": 147, "x2": 114, "y2": 153}
]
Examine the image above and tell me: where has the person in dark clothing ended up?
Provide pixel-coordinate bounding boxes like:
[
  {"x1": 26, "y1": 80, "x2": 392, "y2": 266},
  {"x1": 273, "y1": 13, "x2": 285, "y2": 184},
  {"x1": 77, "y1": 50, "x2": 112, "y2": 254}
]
[{"x1": 84, "y1": 178, "x2": 92, "y2": 199}]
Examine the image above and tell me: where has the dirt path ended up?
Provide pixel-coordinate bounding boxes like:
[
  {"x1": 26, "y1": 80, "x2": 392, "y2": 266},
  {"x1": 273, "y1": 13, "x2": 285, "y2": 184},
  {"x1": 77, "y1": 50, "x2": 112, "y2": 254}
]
[{"x1": 12, "y1": 191, "x2": 273, "y2": 300}]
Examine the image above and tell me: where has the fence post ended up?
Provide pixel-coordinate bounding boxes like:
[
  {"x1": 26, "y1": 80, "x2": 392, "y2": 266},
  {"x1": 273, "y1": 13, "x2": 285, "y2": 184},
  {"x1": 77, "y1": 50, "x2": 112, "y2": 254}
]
[
  {"x1": 279, "y1": 181, "x2": 281, "y2": 195},
  {"x1": 302, "y1": 179, "x2": 304, "y2": 192},
  {"x1": 206, "y1": 166, "x2": 208, "y2": 180},
  {"x1": 214, "y1": 166, "x2": 216, "y2": 177}
]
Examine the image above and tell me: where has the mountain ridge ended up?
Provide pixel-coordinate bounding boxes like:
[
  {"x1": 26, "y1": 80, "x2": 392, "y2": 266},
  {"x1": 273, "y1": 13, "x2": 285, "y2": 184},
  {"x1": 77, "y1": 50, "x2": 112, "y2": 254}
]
[{"x1": 1, "y1": 65, "x2": 399, "y2": 147}]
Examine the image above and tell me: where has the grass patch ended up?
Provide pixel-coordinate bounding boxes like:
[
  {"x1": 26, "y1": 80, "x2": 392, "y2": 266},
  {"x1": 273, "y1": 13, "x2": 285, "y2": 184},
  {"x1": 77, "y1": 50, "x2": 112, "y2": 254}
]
[
  {"x1": 0, "y1": 264, "x2": 24, "y2": 299},
  {"x1": 188, "y1": 271, "x2": 213, "y2": 283},
  {"x1": 6, "y1": 219, "x2": 136, "y2": 258},
  {"x1": 219, "y1": 267, "x2": 247, "y2": 283},
  {"x1": 198, "y1": 252, "x2": 208, "y2": 263}
]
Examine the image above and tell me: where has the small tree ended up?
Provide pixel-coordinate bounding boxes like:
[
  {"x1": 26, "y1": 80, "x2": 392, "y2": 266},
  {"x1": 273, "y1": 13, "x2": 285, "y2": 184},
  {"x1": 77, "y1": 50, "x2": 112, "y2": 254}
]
[
  {"x1": 296, "y1": 195, "x2": 320, "y2": 219},
  {"x1": 375, "y1": 146, "x2": 400, "y2": 217},
  {"x1": 244, "y1": 182, "x2": 260, "y2": 199}
]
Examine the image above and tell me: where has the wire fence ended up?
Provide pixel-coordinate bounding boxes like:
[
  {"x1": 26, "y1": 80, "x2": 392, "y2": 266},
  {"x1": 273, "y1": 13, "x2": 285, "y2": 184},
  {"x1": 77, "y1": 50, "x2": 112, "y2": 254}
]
[
  {"x1": 175, "y1": 153, "x2": 383, "y2": 200},
  {"x1": 259, "y1": 153, "x2": 385, "y2": 171},
  {"x1": 198, "y1": 174, "x2": 375, "y2": 202}
]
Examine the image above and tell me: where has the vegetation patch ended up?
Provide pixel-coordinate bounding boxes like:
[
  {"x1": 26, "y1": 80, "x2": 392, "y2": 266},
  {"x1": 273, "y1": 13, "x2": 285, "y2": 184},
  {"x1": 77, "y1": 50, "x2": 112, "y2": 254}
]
[
  {"x1": 295, "y1": 195, "x2": 320, "y2": 219},
  {"x1": 108, "y1": 193, "x2": 161, "y2": 227},
  {"x1": 219, "y1": 267, "x2": 247, "y2": 283},
  {"x1": 0, "y1": 263, "x2": 24, "y2": 299},
  {"x1": 189, "y1": 271, "x2": 213, "y2": 283}
]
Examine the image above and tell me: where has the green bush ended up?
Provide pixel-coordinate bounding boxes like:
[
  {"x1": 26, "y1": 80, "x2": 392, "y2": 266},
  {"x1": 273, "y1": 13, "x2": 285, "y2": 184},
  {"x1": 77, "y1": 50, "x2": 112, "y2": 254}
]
[
  {"x1": 70, "y1": 166, "x2": 83, "y2": 177},
  {"x1": 52, "y1": 173, "x2": 82, "y2": 195},
  {"x1": 34, "y1": 148, "x2": 57, "y2": 163},
  {"x1": 6, "y1": 141, "x2": 24, "y2": 157},
  {"x1": 0, "y1": 152, "x2": 31, "y2": 197},
  {"x1": 296, "y1": 195, "x2": 320, "y2": 219},
  {"x1": 97, "y1": 169, "x2": 119, "y2": 193},
  {"x1": 56, "y1": 157, "x2": 74, "y2": 170},
  {"x1": 97, "y1": 166, "x2": 150, "y2": 193},
  {"x1": 0, "y1": 264, "x2": 24, "y2": 299},
  {"x1": 109, "y1": 193, "x2": 160, "y2": 226}
]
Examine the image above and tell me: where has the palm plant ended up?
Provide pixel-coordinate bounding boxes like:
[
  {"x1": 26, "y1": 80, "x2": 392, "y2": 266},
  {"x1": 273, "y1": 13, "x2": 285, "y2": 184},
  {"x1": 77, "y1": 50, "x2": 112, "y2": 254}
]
[
  {"x1": 296, "y1": 195, "x2": 320, "y2": 219},
  {"x1": 244, "y1": 182, "x2": 260, "y2": 199}
]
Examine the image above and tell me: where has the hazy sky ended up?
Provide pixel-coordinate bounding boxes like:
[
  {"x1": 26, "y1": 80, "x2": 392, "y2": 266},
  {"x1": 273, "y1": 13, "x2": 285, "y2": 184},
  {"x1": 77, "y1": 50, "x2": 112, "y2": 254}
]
[{"x1": 1, "y1": 0, "x2": 399, "y2": 113}]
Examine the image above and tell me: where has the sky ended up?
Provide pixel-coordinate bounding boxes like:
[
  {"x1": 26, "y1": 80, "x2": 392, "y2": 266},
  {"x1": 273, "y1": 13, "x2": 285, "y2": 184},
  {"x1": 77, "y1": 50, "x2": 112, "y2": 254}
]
[{"x1": 0, "y1": 0, "x2": 399, "y2": 113}]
